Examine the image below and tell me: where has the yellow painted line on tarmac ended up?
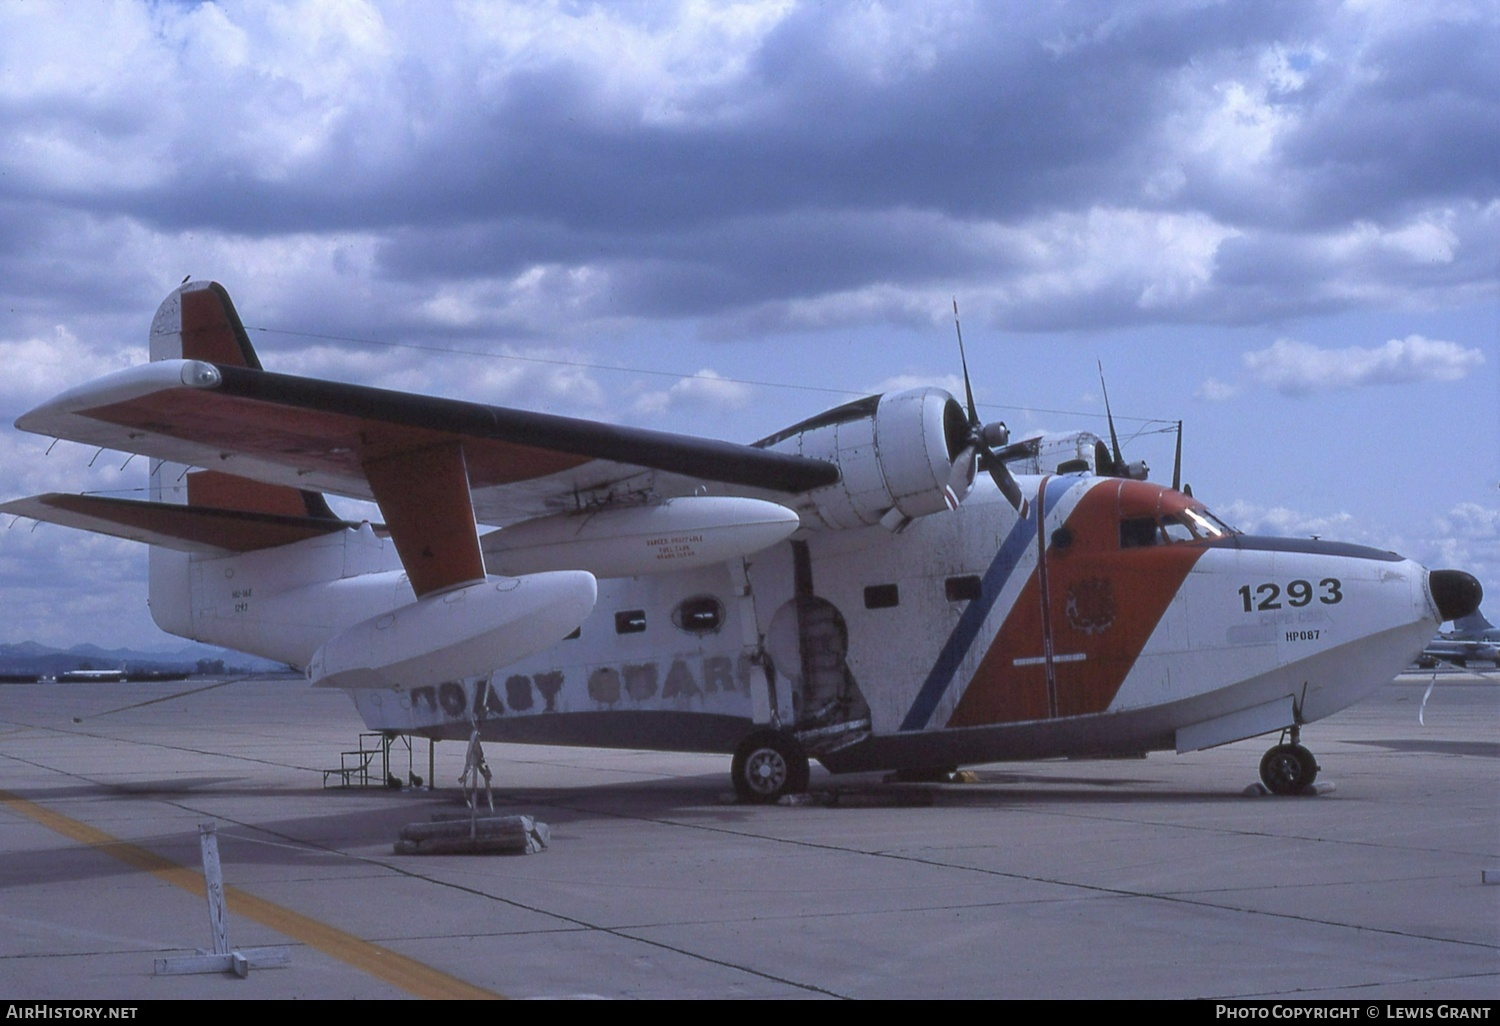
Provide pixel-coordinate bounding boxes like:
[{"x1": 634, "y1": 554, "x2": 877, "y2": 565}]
[{"x1": 0, "y1": 788, "x2": 502, "y2": 999}]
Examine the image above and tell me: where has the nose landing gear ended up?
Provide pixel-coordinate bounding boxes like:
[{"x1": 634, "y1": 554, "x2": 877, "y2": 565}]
[{"x1": 1259, "y1": 725, "x2": 1319, "y2": 795}]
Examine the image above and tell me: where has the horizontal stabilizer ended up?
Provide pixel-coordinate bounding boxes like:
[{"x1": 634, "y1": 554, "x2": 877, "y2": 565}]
[{"x1": 0, "y1": 493, "x2": 359, "y2": 554}]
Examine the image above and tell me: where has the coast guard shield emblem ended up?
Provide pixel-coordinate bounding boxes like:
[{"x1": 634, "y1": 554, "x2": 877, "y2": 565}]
[{"x1": 1065, "y1": 577, "x2": 1116, "y2": 636}]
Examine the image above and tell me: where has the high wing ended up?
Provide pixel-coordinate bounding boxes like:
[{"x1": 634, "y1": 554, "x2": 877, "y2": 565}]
[
  {"x1": 16, "y1": 359, "x2": 838, "y2": 526},
  {"x1": 9, "y1": 281, "x2": 839, "y2": 598}
]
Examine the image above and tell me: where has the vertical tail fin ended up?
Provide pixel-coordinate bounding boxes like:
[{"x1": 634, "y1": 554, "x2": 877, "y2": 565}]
[
  {"x1": 146, "y1": 281, "x2": 337, "y2": 637},
  {"x1": 1452, "y1": 609, "x2": 1494, "y2": 636},
  {"x1": 149, "y1": 280, "x2": 265, "y2": 367},
  {"x1": 146, "y1": 281, "x2": 336, "y2": 519}
]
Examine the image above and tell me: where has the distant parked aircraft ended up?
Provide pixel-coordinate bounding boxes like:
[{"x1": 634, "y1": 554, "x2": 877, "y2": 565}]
[{"x1": 1417, "y1": 608, "x2": 1500, "y2": 668}]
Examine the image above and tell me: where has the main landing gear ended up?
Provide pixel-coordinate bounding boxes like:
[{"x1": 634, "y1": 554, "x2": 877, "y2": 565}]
[
  {"x1": 1259, "y1": 726, "x2": 1319, "y2": 795},
  {"x1": 731, "y1": 729, "x2": 811, "y2": 803}
]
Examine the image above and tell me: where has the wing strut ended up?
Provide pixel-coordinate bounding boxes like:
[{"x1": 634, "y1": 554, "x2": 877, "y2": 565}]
[{"x1": 363, "y1": 442, "x2": 485, "y2": 597}]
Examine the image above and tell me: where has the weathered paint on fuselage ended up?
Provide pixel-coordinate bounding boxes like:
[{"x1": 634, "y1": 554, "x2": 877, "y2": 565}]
[{"x1": 348, "y1": 473, "x2": 1440, "y2": 775}]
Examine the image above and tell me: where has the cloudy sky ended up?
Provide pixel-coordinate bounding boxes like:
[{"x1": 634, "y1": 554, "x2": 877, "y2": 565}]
[{"x1": 0, "y1": 0, "x2": 1495, "y2": 650}]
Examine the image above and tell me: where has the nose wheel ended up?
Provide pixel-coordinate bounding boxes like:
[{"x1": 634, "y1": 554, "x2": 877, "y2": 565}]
[
  {"x1": 1259, "y1": 743, "x2": 1319, "y2": 795},
  {"x1": 731, "y1": 729, "x2": 810, "y2": 803}
]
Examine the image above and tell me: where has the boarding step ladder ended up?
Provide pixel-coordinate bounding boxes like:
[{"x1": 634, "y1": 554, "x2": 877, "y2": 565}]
[{"x1": 322, "y1": 731, "x2": 417, "y2": 788}]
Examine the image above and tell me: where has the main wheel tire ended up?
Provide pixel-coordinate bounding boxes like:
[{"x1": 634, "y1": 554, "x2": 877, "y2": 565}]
[
  {"x1": 1260, "y1": 743, "x2": 1319, "y2": 795},
  {"x1": 731, "y1": 730, "x2": 810, "y2": 803}
]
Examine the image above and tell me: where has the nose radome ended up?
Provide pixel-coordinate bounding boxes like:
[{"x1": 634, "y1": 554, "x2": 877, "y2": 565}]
[{"x1": 1429, "y1": 569, "x2": 1483, "y2": 623}]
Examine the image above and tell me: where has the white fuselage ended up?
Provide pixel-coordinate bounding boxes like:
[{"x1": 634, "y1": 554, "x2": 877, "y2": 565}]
[{"x1": 157, "y1": 473, "x2": 1441, "y2": 774}]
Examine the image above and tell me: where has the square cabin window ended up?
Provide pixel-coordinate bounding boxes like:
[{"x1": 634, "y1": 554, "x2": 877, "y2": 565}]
[
  {"x1": 614, "y1": 610, "x2": 647, "y2": 634},
  {"x1": 945, "y1": 575, "x2": 983, "y2": 602}
]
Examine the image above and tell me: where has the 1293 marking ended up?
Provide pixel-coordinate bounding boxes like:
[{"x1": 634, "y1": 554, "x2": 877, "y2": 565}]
[{"x1": 1238, "y1": 578, "x2": 1342, "y2": 612}]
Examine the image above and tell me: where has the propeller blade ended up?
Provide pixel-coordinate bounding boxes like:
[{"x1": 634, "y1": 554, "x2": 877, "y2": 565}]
[
  {"x1": 1094, "y1": 438, "x2": 1115, "y2": 478},
  {"x1": 953, "y1": 298, "x2": 980, "y2": 427},
  {"x1": 1172, "y1": 419, "x2": 1183, "y2": 493},
  {"x1": 981, "y1": 452, "x2": 1027, "y2": 513},
  {"x1": 1097, "y1": 360, "x2": 1124, "y2": 471},
  {"x1": 952, "y1": 299, "x2": 1027, "y2": 514}
]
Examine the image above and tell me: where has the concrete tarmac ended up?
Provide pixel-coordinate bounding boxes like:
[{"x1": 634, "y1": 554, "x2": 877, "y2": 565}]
[{"x1": 1, "y1": 669, "x2": 1496, "y2": 1000}]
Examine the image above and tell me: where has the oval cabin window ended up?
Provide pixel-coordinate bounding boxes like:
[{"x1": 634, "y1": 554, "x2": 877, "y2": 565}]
[{"x1": 672, "y1": 595, "x2": 725, "y2": 635}]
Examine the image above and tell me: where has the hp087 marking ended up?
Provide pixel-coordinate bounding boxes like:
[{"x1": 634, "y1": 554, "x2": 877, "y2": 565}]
[{"x1": 1238, "y1": 578, "x2": 1342, "y2": 612}]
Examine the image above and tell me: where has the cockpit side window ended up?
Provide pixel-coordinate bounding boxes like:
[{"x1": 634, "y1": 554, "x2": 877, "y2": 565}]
[
  {"x1": 1122, "y1": 510, "x2": 1237, "y2": 548},
  {"x1": 1160, "y1": 515, "x2": 1196, "y2": 543},
  {"x1": 1120, "y1": 517, "x2": 1159, "y2": 548}
]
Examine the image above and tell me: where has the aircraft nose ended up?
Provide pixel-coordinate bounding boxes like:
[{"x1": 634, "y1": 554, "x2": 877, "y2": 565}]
[{"x1": 1429, "y1": 569, "x2": 1483, "y2": 623}]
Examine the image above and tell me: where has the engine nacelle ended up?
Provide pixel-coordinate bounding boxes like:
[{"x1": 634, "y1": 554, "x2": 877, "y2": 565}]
[
  {"x1": 483, "y1": 496, "x2": 800, "y2": 579},
  {"x1": 764, "y1": 387, "x2": 972, "y2": 530}
]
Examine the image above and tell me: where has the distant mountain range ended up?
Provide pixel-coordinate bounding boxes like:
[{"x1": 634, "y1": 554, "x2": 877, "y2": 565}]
[{"x1": 0, "y1": 640, "x2": 292, "y2": 678}]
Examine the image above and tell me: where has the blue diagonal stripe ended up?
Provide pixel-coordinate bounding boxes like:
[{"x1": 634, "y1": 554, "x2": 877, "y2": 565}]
[{"x1": 898, "y1": 481, "x2": 1075, "y2": 732}]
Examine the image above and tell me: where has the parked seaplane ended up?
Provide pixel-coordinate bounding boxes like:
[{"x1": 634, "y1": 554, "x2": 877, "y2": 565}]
[{"x1": 3, "y1": 283, "x2": 1482, "y2": 799}]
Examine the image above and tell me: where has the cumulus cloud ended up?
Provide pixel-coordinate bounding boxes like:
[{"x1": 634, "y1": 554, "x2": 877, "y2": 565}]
[
  {"x1": 0, "y1": 1, "x2": 1495, "y2": 342},
  {"x1": 0, "y1": 514, "x2": 156, "y2": 647},
  {"x1": 266, "y1": 336, "x2": 611, "y2": 419},
  {"x1": 1421, "y1": 502, "x2": 1500, "y2": 593},
  {"x1": 1195, "y1": 377, "x2": 1239, "y2": 401},
  {"x1": 1214, "y1": 498, "x2": 1500, "y2": 608},
  {"x1": 866, "y1": 373, "x2": 965, "y2": 396},
  {"x1": 634, "y1": 369, "x2": 752, "y2": 418},
  {"x1": 1242, "y1": 335, "x2": 1485, "y2": 396},
  {"x1": 1214, "y1": 500, "x2": 1397, "y2": 551},
  {"x1": 0, "y1": 326, "x2": 146, "y2": 406}
]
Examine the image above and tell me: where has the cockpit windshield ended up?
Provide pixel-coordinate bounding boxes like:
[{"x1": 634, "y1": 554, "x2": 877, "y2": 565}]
[
  {"x1": 1180, "y1": 508, "x2": 1235, "y2": 539},
  {"x1": 1120, "y1": 507, "x2": 1237, "y2": 548}
]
